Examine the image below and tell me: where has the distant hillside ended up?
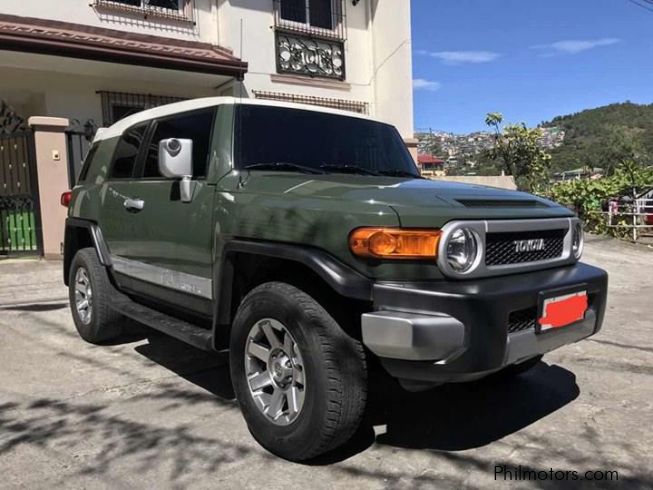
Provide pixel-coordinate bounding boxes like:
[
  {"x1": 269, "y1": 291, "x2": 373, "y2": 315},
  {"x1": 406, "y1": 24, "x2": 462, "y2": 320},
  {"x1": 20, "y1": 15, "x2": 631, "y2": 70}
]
[{"x1": 542, "y1": 102, "x2": 653, "y2": 172}]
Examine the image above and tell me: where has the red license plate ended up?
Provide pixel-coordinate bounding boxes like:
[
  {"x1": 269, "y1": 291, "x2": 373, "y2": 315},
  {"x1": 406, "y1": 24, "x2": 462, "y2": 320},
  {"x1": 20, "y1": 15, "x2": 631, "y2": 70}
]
[{"x1": 538, "y1": 290, "x2": 588, "y2": 331}]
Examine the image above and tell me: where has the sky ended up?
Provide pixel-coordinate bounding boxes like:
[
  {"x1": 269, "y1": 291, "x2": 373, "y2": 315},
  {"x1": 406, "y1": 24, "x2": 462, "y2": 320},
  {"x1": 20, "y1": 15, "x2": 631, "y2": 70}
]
[{"x1": 411, "y1": 0, "x2": 653, "y2": 134}]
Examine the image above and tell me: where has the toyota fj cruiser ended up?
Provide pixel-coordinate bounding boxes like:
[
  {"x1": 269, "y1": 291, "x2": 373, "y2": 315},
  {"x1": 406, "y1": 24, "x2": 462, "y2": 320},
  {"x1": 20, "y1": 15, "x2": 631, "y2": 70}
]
[{"x1": 63, "y1": 97, "x2": 608, "y2": 461}]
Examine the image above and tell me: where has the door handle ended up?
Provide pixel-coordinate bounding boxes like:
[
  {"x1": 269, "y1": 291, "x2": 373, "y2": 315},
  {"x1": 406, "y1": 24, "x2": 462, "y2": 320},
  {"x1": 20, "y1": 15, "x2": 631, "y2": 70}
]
[{"x1": 124, "y1": 198, "x2": 145, "y2": 212}]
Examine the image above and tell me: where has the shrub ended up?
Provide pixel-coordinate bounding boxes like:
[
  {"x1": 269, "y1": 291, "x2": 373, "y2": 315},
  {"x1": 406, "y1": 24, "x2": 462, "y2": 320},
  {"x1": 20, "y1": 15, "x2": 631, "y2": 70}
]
[{"x1": 546, "y1": 162, "x2": 653, "y2": 237}]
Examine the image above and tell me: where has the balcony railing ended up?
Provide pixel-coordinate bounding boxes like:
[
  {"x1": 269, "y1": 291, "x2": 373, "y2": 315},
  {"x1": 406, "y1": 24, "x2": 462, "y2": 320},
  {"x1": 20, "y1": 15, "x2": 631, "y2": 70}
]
[
  {"x1": 93, "y1": 0, "x2": 195, "y2": 23},
  {"x1": 276, "y1": 31, "x2": 345, "y2": 80}
]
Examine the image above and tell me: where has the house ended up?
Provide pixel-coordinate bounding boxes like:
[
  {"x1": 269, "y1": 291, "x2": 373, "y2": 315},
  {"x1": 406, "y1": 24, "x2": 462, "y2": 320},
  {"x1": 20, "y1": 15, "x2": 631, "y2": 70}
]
[
  {"x1": 0, "y1": 1, "x2": 414, "y2": 158},
  {"x1": 0, "y1": 0, "x2": 415, "y2": 258},
  {"x1": 417, "y1": 154, "x2": 445, "y2": 176}
]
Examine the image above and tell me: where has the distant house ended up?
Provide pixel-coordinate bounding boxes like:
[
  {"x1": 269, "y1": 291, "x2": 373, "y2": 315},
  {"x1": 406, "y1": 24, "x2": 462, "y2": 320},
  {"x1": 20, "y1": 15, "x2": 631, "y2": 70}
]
[
  {"x1": 553, "y1": 167, "x2": 604, "y2": 182},
  {"x1": 418, "y1": 154, "x2": 445, "y2": 174}
]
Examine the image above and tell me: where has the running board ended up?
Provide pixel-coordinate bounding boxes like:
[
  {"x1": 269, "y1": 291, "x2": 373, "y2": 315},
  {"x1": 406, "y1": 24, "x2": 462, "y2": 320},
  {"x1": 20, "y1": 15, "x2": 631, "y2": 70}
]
[{"x1": 110, "y1": 292, "x2": 214, "y2": 351}]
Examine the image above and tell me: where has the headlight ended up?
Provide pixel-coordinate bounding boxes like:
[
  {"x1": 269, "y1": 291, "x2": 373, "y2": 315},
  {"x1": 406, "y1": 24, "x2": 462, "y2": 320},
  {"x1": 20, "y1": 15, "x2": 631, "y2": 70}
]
[
  {"x1": 446, "y1": 227, "x2": 479, "y2": 273},
  {"x1": 572, "y1": 222, "x2": 584, "y2": 259}
]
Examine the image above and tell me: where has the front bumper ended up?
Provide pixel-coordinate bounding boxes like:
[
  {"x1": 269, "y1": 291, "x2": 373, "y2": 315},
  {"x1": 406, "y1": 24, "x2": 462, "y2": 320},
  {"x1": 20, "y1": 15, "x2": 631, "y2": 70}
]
[{"x1": 361, "y1": 262, "x2": 608, "y2": 384}]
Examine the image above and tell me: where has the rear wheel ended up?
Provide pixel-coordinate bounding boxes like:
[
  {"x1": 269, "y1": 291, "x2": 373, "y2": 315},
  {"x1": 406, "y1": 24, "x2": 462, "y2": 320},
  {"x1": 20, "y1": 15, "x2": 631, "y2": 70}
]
[
  {"x1": 68, "y1": 248, "x2": 122, "y2": 343},
  {"x1": 230, "y1": 282, "x2": 367, "y2": 461}
]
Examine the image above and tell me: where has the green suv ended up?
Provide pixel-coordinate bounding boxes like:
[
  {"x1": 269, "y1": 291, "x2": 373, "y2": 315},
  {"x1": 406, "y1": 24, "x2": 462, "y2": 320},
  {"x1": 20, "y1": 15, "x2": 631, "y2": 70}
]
[{"x1": 63, "y1": 97, "x2": 608, "y2": 461}]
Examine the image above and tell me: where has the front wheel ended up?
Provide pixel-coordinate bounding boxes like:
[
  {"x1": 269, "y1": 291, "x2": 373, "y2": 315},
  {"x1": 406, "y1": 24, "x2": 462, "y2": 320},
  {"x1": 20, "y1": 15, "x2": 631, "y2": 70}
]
[{"x1": 230, "y1": 282, "x2": 367, "y2": 461}]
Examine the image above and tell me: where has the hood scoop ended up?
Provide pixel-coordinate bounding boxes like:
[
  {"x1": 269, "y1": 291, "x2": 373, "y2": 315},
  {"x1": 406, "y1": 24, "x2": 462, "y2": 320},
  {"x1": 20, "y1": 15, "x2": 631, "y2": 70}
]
[{"x1": 455, "y1": 198, "x2": 549, "y2": 208}]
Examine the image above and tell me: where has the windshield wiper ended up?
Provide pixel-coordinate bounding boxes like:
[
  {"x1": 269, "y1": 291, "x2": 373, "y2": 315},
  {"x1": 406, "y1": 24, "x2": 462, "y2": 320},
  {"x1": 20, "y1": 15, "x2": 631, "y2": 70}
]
[
  {"x1": 377, "y1": 169, "x2": 423, "y2": 178},
  {"x1": 243, "y1": 162, "x2": 324, "y2": 174},
  {"x1": 319, "y1": 164, "x2": 380, "y2": 176}
]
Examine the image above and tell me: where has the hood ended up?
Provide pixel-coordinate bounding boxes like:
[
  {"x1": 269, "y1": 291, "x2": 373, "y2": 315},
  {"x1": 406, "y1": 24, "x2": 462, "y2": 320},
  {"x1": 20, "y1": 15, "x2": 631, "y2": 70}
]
[{"x1": 241, "y1": 173, "x2": 573, "y2": 226}]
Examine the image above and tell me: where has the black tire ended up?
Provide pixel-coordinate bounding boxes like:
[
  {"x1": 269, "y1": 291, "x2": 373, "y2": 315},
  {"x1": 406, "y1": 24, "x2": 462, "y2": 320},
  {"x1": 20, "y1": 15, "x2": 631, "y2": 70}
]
[
  {"x1": 68, "y1": 248, "x2": 122, "y2": 343},
  {"x1": 230, "y1": 282, "x2": 367, "y2": 461},
  {"x1": 500, "y1": 355, "x2": 543, "y2": 377}
]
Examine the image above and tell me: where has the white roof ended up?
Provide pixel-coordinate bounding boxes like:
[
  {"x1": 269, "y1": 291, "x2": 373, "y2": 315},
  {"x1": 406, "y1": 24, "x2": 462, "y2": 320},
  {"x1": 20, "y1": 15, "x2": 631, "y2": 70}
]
[{"x1": 94, "y1": 96, "x2": 378, "y2": 142}]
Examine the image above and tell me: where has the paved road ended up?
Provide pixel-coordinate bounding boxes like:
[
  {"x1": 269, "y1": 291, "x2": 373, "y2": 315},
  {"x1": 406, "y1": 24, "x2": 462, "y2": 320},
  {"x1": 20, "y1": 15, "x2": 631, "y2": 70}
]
[{"x1": 1, "y1": 237, "x2": 651, "y2": 489}]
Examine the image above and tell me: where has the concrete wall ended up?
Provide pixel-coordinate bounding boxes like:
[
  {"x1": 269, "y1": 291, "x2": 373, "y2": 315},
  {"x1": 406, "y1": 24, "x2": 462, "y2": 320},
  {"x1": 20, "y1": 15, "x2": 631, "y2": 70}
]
[
  {"x1": 430, "y1": 175, "x2": 518, "y2": 190},
  {"x1": 28, "y1": 117, "x2": 70, "y2": 258}
]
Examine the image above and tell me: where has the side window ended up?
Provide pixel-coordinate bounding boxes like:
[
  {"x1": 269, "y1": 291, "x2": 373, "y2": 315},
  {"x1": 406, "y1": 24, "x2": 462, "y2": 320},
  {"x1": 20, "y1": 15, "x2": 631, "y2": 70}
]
[
  {"x1": 77, "y1": 143, "x2": 99, "y2": 184},
  {"x1": 143, "y1": 108, "x2": 216, "y2": 179},
  {"x1": 110, "y1": 123, "x2": 148, "y2": 179}
]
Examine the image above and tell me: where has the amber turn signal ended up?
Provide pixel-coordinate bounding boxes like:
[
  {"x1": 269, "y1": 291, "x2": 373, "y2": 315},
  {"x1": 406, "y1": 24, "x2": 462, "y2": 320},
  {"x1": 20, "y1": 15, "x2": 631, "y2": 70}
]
[{"x1": 349, "y1": 228, "x2": 441, "y2": 259}]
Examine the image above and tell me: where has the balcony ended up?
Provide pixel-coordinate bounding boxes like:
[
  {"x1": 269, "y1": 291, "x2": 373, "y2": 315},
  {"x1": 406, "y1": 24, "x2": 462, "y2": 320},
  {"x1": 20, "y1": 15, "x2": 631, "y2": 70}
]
[
  {"x1": 276, "y1": 32, "x2": 345, "y2": 80},
  {"x1": 273, "y1": 0, "x2": 346, "y2": 81},
  {"x1": 92, "y1": 0, "x2": 195, "y2": 23}
]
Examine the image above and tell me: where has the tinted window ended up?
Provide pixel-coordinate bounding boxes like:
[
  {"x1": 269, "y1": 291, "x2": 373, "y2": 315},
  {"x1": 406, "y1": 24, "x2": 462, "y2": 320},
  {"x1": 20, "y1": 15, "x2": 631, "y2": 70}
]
[
  {"x1": 280, "y1": 0, "x2": 306, "y2": 23},
  {"x1": 310, "y1": 0, "x2": 333, "y2": 29},
  {"x1": 143, "y1": 109, "x2": 215, "y2": 178},
  {"x1": 77, "y1": 144, "x2": 99, "y2": 183},
  {"x1": 110, "y1": 123, "x2": 147, "y2": 179},
  {"x1": 235, "y1": 105, "x2": 419, "y2": 177},
  {"x1": 280, "y1": 0, "x2": 332, "y2": 28}
]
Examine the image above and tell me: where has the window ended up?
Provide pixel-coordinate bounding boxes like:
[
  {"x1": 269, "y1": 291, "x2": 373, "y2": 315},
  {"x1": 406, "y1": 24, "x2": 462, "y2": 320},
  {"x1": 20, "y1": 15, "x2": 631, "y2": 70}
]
[
  {"x1": 77, "y1": 144, "x2": 99, "y2": 184},
  {"x1": 98, "y1": 91, "x2": 186, "y2": 126},
  {"x1": 93, "y1": 0, "x2": 193, "y2": 22},
  {"x1": 143, "y1": 109, "x2": 216, "y2": 179},
  {"x1": 235, "y1": 106, "x2": 418, "y2": 177},
  {"x1": 110, "y1": 123, "x2": 148, "y2": 179},
  {"x1": 279, "y1": 0, "x2": 334, "y2": 30},
  {"x1": 100, "y1": 0, "x2": 180, "y2": 11},
  {"x1": 274, "y1": 0, "x2": 345, "y2": 79}
]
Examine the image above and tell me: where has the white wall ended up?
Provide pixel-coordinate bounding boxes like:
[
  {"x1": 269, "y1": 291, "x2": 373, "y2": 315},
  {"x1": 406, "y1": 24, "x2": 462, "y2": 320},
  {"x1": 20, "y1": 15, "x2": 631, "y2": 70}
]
[
  {"x1": 1, "y1": 0, "x2": 415, "y2": 138},
  {"x1": 2, "y1": 0, "x2": 219, "y2": 44},
  {"x1": 0, "y1": 52, "x2": 220, "y2": 124},
  {"x1": 218, "y1": 0, "x2": 414, "y2": 138},
  {"x1": 369, "y1": 0, "x2": 414, "y2": 138}
]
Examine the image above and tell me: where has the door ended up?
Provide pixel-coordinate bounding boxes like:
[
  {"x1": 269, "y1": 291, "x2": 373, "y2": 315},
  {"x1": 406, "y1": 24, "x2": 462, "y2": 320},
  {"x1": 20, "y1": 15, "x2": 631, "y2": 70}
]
[{"x1": 100, "y1": 109, "x2": 217, "y2": 312}]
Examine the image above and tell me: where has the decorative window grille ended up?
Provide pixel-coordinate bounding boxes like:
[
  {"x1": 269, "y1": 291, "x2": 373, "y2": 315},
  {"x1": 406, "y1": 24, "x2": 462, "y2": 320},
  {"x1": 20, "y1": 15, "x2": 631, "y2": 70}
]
[
  {"x1": 98, "y1": 91, "x2": 187, "y2": 126},
  {"x1": 273, "y1": 0, "x2": 346, "y2": 80},
  {"x1": 93, "y1": 0, "x2": 195, "y2": 22},
  {"x1": 252, "y1": 90, "x2": 368, "y2": 114}
]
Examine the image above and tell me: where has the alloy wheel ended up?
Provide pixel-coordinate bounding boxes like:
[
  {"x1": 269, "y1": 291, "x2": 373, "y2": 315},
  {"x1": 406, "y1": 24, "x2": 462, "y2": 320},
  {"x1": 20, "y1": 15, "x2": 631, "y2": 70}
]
[
  {"x1": 74, "y1": 267, "x2": 93, "y2": 325},
  {"x1": 244, "y1": 318, "x2": 306, "y2": 426}
]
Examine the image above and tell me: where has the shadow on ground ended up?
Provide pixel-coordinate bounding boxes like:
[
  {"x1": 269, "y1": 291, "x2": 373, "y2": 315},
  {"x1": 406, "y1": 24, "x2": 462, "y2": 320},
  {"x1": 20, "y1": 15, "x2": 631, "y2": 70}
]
[
  {"x1": 1, "y1": 302, "x2": 68, "y2": 312},
  {"x1": 1, "y1": 334, "x2": 649, "y2": 487},
  {"x1": 131, "y1": 336, "x2": 579, "y2": 461}
]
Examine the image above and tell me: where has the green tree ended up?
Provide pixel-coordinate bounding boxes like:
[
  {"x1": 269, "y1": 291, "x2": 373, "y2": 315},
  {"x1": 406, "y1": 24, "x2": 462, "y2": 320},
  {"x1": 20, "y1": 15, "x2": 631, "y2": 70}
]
[
  {"x1": 600, "y1": 126, "x2": 647, "y2": 175},
  {"x1": 484, "y1": 113, "x2": 552, "y2": 193}
]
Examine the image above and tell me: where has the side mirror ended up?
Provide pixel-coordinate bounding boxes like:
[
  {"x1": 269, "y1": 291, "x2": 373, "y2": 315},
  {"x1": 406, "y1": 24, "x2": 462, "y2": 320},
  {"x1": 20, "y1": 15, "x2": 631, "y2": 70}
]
[
  {"x1": 158, "y1": 138, "x2": 192, "y2": 178},
  {"x1": 158, "y1": 138, "x2": 194, "y2": 203}
]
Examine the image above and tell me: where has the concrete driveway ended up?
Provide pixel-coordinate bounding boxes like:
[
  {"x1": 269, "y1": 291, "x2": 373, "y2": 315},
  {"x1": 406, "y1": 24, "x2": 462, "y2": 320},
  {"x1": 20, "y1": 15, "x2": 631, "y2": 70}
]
[{"x1": 0, "y1": 236, "x2": 651, "y2": 489}]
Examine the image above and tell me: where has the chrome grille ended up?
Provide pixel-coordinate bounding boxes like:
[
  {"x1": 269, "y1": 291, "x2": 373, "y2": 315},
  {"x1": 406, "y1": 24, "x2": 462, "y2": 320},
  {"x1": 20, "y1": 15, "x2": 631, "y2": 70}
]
[{"x1": 485, "y1": 229, "x2": 566, "y2": 266}]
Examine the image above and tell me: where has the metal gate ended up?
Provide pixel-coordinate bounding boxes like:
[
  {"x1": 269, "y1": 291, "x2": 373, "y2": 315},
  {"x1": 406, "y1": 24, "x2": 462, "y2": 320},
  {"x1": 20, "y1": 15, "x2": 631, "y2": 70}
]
[
  {"x1": 65, "y1": 120, "x2": 96, "y2": 187},
  {"x1": 0, "y1": 130, "x2": 42, "y2": 256}
]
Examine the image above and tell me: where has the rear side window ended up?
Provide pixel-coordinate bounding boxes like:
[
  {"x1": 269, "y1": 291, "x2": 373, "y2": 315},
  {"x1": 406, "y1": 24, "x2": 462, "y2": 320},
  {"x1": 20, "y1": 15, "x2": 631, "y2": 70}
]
[
  {"x1": 110, "y1": 123, "x2": 148, "y2": 179},
  {"x1": 143, "y1": 108, "x2": 215, "y2": 179},
  {"x1": 77, "y1": 144, "x2": 99, "y2": 184}
]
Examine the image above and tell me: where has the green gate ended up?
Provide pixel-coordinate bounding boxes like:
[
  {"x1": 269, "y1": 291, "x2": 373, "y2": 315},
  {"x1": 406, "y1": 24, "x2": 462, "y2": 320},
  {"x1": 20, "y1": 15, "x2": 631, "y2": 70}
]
[{"x1": 0, "y1": 130, "x2": 42, "y2": 256}]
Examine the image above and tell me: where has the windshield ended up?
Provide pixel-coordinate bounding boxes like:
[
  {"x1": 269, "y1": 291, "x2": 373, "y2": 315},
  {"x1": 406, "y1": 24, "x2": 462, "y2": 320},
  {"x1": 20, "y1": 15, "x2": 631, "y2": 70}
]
[{"x1": 234, "y1": 105, "x2": 420, "y2": 177}]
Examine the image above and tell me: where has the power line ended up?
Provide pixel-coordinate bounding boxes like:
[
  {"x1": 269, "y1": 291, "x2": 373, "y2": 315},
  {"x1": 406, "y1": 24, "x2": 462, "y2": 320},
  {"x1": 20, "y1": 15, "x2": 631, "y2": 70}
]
[{"x1": 626, "y1": 0, "x2": 653, "y2": 13}]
